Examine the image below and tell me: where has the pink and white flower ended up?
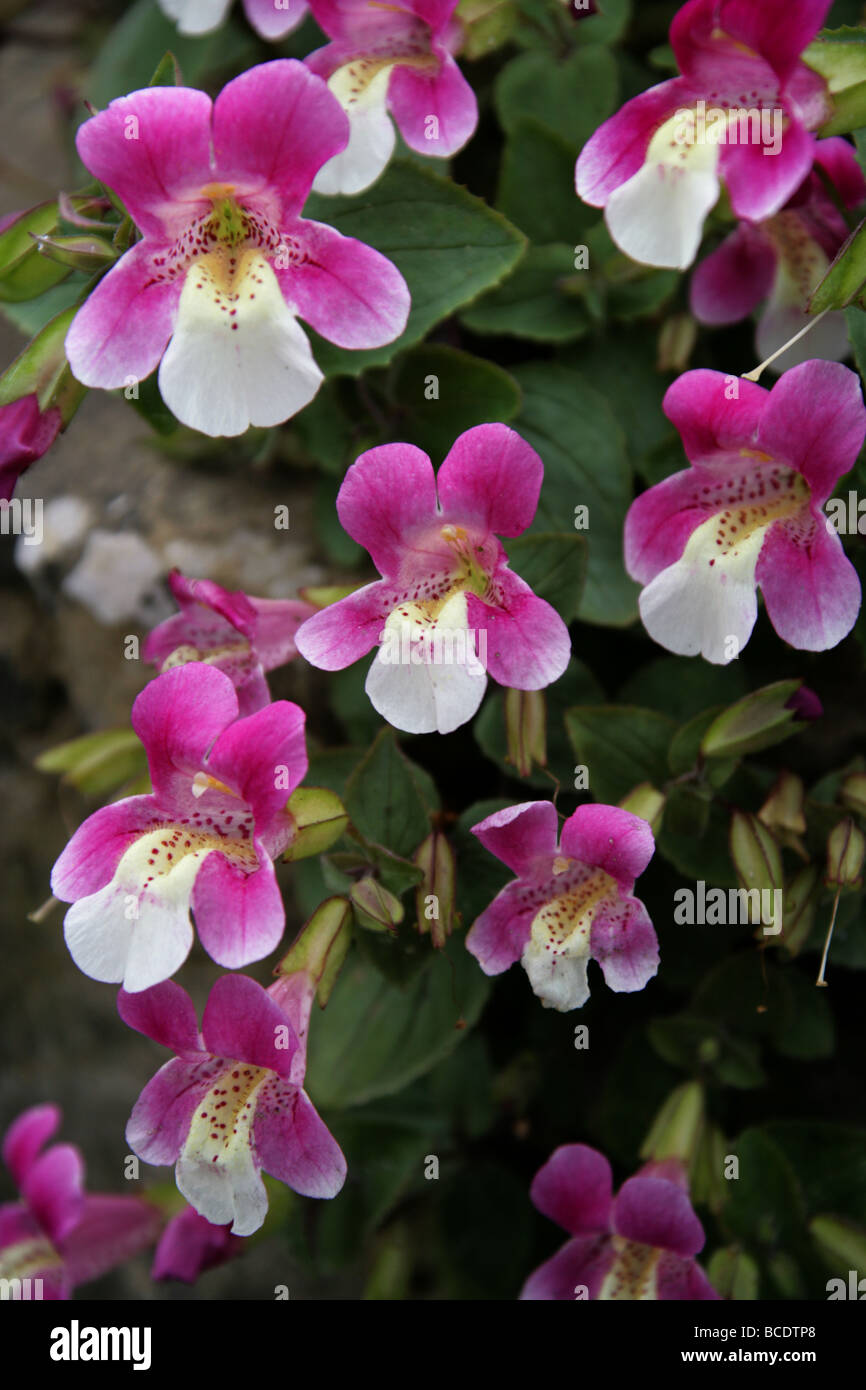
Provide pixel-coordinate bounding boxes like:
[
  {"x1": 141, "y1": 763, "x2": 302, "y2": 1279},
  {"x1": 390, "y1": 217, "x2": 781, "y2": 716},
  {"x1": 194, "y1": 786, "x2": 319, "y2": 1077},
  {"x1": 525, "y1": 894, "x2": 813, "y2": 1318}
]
[
  {"x1": 520, "y1": 1144, "x2": 719, "y2": 1300},
  {"x1": 466, "y1": 802, "x2": 658, "y2": 1012},
  {"x1": 157, "y1": 0, "x2": 307, "y2": 40},
  {"x1": 119, "y1": 972, "x2": 346, "y2": 1236},
  {"x1": 51, "y1": 663, "x2": 308, "y2": 992},
  {"x1": 576, "y1": 0, "x2": 833, "y2": 269},
  {"x1": 151, "y1": 1204, "x2": 242, "y2": 1283},
  {"x1": 294, "y1": 424, "x2": 571, "y2": 735},
  {"x1": 691, "y1": 139, "x2": 866, "y2": 370},
  {"x1": 0, "y1": 1104, "x2": 160, "y2": 1299},
  {"x1": 143, "y1": 570, "x2": 315, "y2": 716},
  {"x1": 65, "y1": 60, "x2": 410, "y2": 437},
  {"x1": 306, "y1": 0, "x2": 478, "y2": 194},
  {"x1": 0, "y1": 395, "x2": 61, "y2": 502},
  {"x1": 624, "y1": 361, "x2": 866, "y2": 663}
]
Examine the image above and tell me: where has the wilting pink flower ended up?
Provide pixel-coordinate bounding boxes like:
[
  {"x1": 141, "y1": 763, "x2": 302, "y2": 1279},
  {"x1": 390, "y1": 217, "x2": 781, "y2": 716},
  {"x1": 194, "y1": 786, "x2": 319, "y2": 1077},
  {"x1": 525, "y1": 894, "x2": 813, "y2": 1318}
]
[
  {"x1": 691, "y1": 139, "x2": 866, "y2": 369},
  {"x1": 0, "y1": 1104, "x2": 160, "y2": 1299},
  {"x1": 306, "y1": 0, "x2": 478, "y2": 194},
  {"x1": 521, "y1": 1145, "x2": 719, "y2": 1300},
  {"x1": 151, "y1": 1204, "x2": 243, "y2": 1283},
  {"x1": 294, "y1": 424, "x2": 571, "y2": 734},
  {"x1": 624, "y1": 361, "x2": 866, "y2": 663},
  {"x1": 157, "y1": 0, "x2": 307, "y2": 40},
  {"x1": 0, "y1": 395, "x2": 61, "y2": 502},
  {"x1": 51, "y1": 663, "x2": 307, "y2": 992},
  {"x1": 576, "y1": 0, "x2": 833, "y2": 269},
  {"x1": 65, "y1": 60, "x2": 410, "y2": 437},
  {"x1": 466, "y1": 802, "x2": 658, "y2": 1011},
  {"x1": 119, "y1": 972, "x2": 345, "y2": 1236},
  {"x1": 144, "y1": 571, "x2": 315, "y2": 716}
]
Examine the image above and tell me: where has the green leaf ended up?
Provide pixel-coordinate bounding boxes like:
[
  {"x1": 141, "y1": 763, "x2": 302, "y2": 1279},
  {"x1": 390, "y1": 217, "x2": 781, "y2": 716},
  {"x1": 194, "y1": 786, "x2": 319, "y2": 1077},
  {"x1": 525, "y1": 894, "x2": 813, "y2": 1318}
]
[
  {"x1": 0, "y1": 278, "x2": 85, "y2": 337},
  {"x1": 385, "y1": 344, "x2": 521, "y2": 459},
  {"x1": 701, "y1": 679, "x2": 808, "y2": 760},
  {"x1": 506, "y1": 532, "x2": 586, "y2": 623},
  {"x1": 647, "y1": 1015, "x2": 766, "y2": 1089},
  {"x1": 766, "y1": 1122, "x2": 866, "y2": 1225},
  {"x1": 618, "y1": 655, "x2": 748, "y2": 722},
  {"x1": 723, "y1": 1128, "x2": 810, "y2": 1282},
  {"x1": 305, "y1": 935, "x2": 490, "y2": 1107},
  {"x1": 565, "y1": 704, "x2": 675, "y2": 803},
  {"x1": 498, "y1": 119, "x2": 595, "y2": 242},
  {"x1": 345, "y1": 728, "x2": 435, "y2": 860},
  {"x1": 302, "y1": 162, "x2": 526, "y2": 376},
  {"x1": 809, "y1": 216, "x2": 866, "y2": 313},
  {"x1": 804, "y1": 28, "x2": 866, "y2": 136},
  {"x1": 0, "y1": 204, "x2": 71, "y2": 303},
  {"x1": 35, "y1": 728, "x2": 148, "y2": 798},
  {"x1": 512, "y1": 362, "x2": 637, "y2": 625},
  {"x1": 494, "y1": 46, "x2": 618, "y2": 150},
  {"x1": 461, "y1": 243, "x2": 592, "y2": 342}
]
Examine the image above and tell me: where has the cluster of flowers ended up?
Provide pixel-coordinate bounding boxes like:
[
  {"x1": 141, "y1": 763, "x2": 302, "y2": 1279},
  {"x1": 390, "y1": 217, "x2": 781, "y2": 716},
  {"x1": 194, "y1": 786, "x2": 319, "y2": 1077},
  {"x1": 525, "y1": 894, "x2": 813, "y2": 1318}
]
[{"x1": 3, "y1": 0, "x2": 866, "y2": 1299}]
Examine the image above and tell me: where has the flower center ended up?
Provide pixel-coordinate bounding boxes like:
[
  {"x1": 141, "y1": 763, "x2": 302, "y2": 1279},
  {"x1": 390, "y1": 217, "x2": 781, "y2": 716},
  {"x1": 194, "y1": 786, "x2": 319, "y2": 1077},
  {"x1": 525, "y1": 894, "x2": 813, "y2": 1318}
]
[
  {"x1": 694, "y1": 463, "x2": 809, "y2": 564},
  {"x1": 528, "y1": 865, "x2": 617, "y2": 958},
  {"x1": 186, "y1": 1063, "x2": 270, "y2": 1164},
  {"x1": 598, "y1": 1236, "x2": 660, "y2": 1300},
  {"x1": 0, "y1": 1234, "x2": 62, "y2": 1282}
]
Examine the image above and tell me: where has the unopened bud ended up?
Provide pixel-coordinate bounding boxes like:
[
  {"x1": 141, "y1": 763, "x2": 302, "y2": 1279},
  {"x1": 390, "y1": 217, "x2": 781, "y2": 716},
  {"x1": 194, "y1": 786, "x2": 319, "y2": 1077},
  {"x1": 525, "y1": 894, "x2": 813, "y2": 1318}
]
[
  {"x1": 619, "y1": 782, "x2": 665, "y2": 834},
  {"x1": 413, "y1": 831, "x2": 456, "y2": 948},
  {"x1": 826, "y1": 817, "x2": 865, "y2": 889},
  {"x1": 504, "y1": 687, "x2": 546, "y2": 779},
  {"x1": 350, "y1": 876, "x2": 404, "y2": 933}
]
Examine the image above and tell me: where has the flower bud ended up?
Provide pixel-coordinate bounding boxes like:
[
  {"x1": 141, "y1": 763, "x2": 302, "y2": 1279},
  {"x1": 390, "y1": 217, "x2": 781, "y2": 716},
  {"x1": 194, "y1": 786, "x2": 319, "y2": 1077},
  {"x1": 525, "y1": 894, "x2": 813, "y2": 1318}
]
[
  {"x1": 413, "y1": 830, "x2": 456, "y2": 948},
  {"x1": 826, "y1": 817, "x2": 865, "y2": 889},
  {"x1": 350, "y1": 876, "x2": 404, "y2": 933},
  {"x1": 619, "y1": 782, "x2": 665, "y2": 834},
  {"x1": 504, "y1": 687, "x2": 546, "y2": 779},
  {"x1": 275, "y1": 895, "x2": 353, "y2": 1006},
  {"x1": 283, "y1": 786, "x2": 348, "y2": 861}
]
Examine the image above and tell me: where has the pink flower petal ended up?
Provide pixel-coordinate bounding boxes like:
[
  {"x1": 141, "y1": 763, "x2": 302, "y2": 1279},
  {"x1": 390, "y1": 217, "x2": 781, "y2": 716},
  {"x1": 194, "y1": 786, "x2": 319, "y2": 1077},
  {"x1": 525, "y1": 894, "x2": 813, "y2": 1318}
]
[
  {"x1": 465, "y1": 574, "x2": 571, "y2": 691},
  {"x1": 279, "y1": 219, "x2": 409, "y2": 349},
  {"x1": 657, "y1": 1249, "x2": 721, "y2": 1299},
  {"x1": 60, "y1": 1194, "x2": 162, "y2": 1288},
  {"x1": 465, "y1": 879, "x2": 537, "y2": 975},
  {"x1": 337, "y1": 443, "x2": 438, "y2": 574},
  {"x1": 624, "y1": 469, "x2": 710, "y2": 587},
  {"x1": 253, "y1": 1081, "x2": 346, "y2": 1197},
  {"x1": 294, "y1": 582, "x2": 390, "y2": 671},
  {"x1": 662, "y1": 368, "x2": 768, "y2": 466},
  {"x1": 612, "y1": 1174, "x2": 706, "y2": 1257},
  {"x1": 690, "y1": 224, "x2": 776, "y2": 325},
  {"x1": 65, "y1": 242, "x2": 182, "y2": 391},
  {"x1": 192, "y1": 850, "x2": 287, "y2": 971},
  {"x1": 560, "y1": 804, "x2": 655, "y2": 892},
  {"x1": 22, "y1": 1144, "x2": 84, "y2": 1245},
  {"x1": 75, "y1": 87, "x2": 214, "y2": 239},
  {"x1": 470, "y1": 800, "x2": 558, "y2": 876},
  {"x1": 117, "y1": 980, "x2": 202, "y2": 1057},
  {"x1": 2, "y1": 1104, "x2": 61, "y2": 1188},
  {"x1": 757, "y1": 515, "x2": 861, "y2": 651},
  {"x1": 672, "y1": 0, "x2": 832, "y2": 88},
  {"x1": 576, "y1": 79, "x2": 690, "y2": 206},
  {"x1": 519, "y1": 1233, "x2": 613, "y2": 1300},
  {"x1": 132, "y1": 664, "x2": 240, "y2": 808},
  {"x1": 387, "y1": 51, "x2": 477, "y2": 157},
  {"x1": 757, "y1": 360, "x2": 866, "y2": 502},
  {"x1": 529, "y1": 1144, "x2": 614, "y2": 1236},
  {"x1": 51, "y1": 795, "x2": 163, "y2": 903},
  {"x1": 812, "y1": 136, "x2": 866, "y2": 209},
  {"x1": 590, "y1": 896, "x2": 660, "y2": 995},
  {"x1": 0, "y1": 397, "x2": 62, "y2": 502},
  {"x1": 151, "y1": 1205, "x2": 242, "y2": 1282},
  {"x1": 242, "y1": 0, "x2": 308, "y2": 41},
  {"x1": 248, "y1": 597, "x2": 315, "y2": 667},
  {"x1": 212, "y1": 60, "x2": 349, "y2": 220},
  {"x1": 127, "y1": 1056, "x2": 220, "y2": 1165},
  {"x1": 201, "y1": 974, "x2": 298, "y2": 1078},
  {"x1": 206, "y1": 698, "x2": 307, "y2": 831},
  {"x1": 436, "y1": 424, "x2": 543, "y2": 538},
  {"x1": 721, "y1": 121, "x2": 816, "y2": 221}
]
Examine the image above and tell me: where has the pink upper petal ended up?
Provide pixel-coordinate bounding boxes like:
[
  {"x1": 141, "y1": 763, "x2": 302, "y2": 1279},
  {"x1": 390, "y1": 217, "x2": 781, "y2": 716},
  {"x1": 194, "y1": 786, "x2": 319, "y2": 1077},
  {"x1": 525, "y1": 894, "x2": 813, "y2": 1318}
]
[
  {"x1": 337, "y1": 443, "x2": 438, "y2": 575},
  {"x1": 65, "y1": 242, "x2": 182, "y2": 391},
  {"x1": 75, "y1": 87, "x2": 214, "y2": 239},
  {"x1": 0, "y1": 397, "x2": 62, "y2": 502},
  {"x1": 465, "y1": 573, "x2": 571, "y2": 691},
  {"x1": 201, "y1": 974, "x2": 299, "y2": 1078},
  {"x1": 242, "y1": 0, "x2": 308, "y2": 40},
  {"x1": 470, "y1": 800, "x2": 558, "y2": 877},
  {"x1": 436, "y1": 424, "x2": 543, "y2": 538},
  {"x1": 757, "y1": 516, "x2": 861, "y2": 651},
  {"x1": 212, "y1": 61, "x2": 349, "y2": 220},
  {"x1": 612, "y1": 1174, "x2": 705, "y2": 1257},
  {"x1": 672, "y1": 0, "x2": 832, "y2": 89},
  {"x1": 51, "y1": 795, "x2": 163, "y2": 903},
  {"x1": 663, "y1": 368, "x2": 768, "y2": 465},
  {"x1": 248, "y1": 597, "x2": 315, "y2": 668},
  {"x1": 2, "y1": 1104, "x2": 61, "y2": 1188},
  {"x1": 387, "y1": 51, "x2": 477, "y2": 157},
  {"x1": 756, "y1": 360, "x2": 866, "y2": 502},
  {"x1": 590, "y1": 895, "x2": 660, "y2": 995},
  {"x1": 151, "y1": 1205, "x2": 241, "y2": 1282},
  {"x1": 519, "y1": 1233, "x2": 614, "y2": 1300},
  {"x1": 206, "y1": 698, "x2": 307, "y2": 831},
  {"x1": 170, "y1": 572, "x2": 259, "y2": 639},
  {"x1": 132, "y1": 664, "x2": 240, "y2": 808},
  {"x1": 117, "y1": 981, "x2": 202, "y2": 1058},
  {"x1": 657, "y1": 1250, "x2": 721, "y2": 1299},
  {"x1": 22, "y1": 1144, "x2": 85, "y2": 1246},
  {"x1": 690, "y1": 224, "x2": 776, "y2": 325},
  {"x1": 721, "y1": 121, "x2": 816, "y2": 222},
  {"x1": 559, "y1": 804, "x2": 655, "y2": 893},
  {"x1": 60, "y1": 1194, "x2": 162, "y2": 1288},
  {"x1": 576, "y1": 79, "x2": 690, "y2": 206},
  {"x1": 278, "y1": 219, "x2": 409, "y2": 349},
  {"x1": 465, "y1": 879, "x2": 537, "y2": 975},
  {"x1": 293, "y1": 582, "x2": 390, "y2": 671},
  {"x1": 191, "y1": 848, "x2": 287, "y2": 969},
  {"x1": 812, "y1": 137, "x2": 866, "y2": 210},
  {"x1": 254, "y1": 1082, "x2": 346, "y2": 1197},
  {"x1": 529, "y1": 1144, "x2": 613, "y2": 1236}
]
